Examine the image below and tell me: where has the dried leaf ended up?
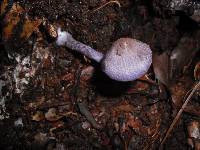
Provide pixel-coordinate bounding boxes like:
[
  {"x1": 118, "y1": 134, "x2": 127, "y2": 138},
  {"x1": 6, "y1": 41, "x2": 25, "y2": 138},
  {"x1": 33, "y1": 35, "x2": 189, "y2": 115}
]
[
  {"x1": 81, "y1": 121, "x2": 91, "y2": 130},
  {"x1": 2, "y1": 3, "x2": 24, "y2": 40},
  {"x1": 32, "y1": 111, "x2": 45, "y2": 122},
  {"x1": 194, "y1": 61, "x2": 200, "y2": 80},
  {"x1": 2, "y1": 2, "x2": 41, "y2": 41},
  {"x1": 112, "y1": 103, "x2": 136, "y2": 114},
  {"x1": 28, "y1": 96, "x2": 46, "y2": 109},
  {"x1": 127, "y1": 114, "x2": 142, "y2": 130},
  {"x1": 61, "y1": 73, "x2": 74, "y2": 82},
  {"x1": 33, "y1": 132, "x2": 49, "y2": 146},
  {"x1": 50, "y1": 121, "x2": 65, "y2": 133},
  {"x1": 190, "y1": 10, "x2": 200, "y2": 22},
  {"x1": 170, "y1": 81, "x2": 188, "y2": 108},
  {"x1": 170, "y1": 33, "x2": 200, "y2": 78},
  {"x1": 46, "y1": 23, "x2": 57, "y2": 38},
  {"x1": 127, "y1": 81, "x2": 150, "y2": 94},
  {"x1": 187, "y1": 120, "x2": 200, "y2": 149},
  {"x1": 1, "y1": 0, "x2": 8, "y2": 15},
  {"x1": 45, "y1": 108, "x2": 62, "y2": 121},
  {"x1": 80, "y1": 66, "x2": 94, "y2": 81},
  {"x1": 153, "y1": 51, "x2": 170, "y2": 86},
  {"x1": 187, "y1": 121, "x2": 200, "y2": 139},
  {"x1": 20, "y1": 18, "x2": 42, "y2": 40},
  {"x1": 170, "y1": 79, "x2": 200, "y2": 116}
]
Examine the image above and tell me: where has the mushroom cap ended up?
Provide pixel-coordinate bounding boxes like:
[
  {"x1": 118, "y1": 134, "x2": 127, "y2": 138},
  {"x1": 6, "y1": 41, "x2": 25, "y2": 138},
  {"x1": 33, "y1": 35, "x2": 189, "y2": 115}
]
[{"x1": 101, "y1": 38, "x2": 152, "y2": 81}]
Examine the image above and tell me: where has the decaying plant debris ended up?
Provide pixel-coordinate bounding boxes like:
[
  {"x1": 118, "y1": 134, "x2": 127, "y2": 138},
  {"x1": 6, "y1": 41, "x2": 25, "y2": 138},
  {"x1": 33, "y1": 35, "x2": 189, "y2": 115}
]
[{"x1": 0, "y1": 0, "x2": 200, "y2": 149}]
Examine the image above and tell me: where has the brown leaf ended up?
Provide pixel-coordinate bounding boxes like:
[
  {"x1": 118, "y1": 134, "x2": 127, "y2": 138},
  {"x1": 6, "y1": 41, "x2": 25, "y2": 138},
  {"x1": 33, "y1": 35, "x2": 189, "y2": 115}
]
[
  {"x1": 194, "y1": 61, "x2": 200, "y2": 81},
  {"x1": 80, "y1": 66, "x2": 94, "y2": 81},
  {"x1": 45, "y1": 108, "x2": 62, "y2": 121},
  {"x1": 50, "y1": 121, "x2": 65, "y2": 134},
  {"x1": 126, "y1": 114, "x2": 142, "y2": 130},
  {"x1": 33, "y1": 132, "x2": 49, "y2": 146},
  {"x1": 61, "y1": 73, "x2": 74, "y2": 82},
  {"x1": 169, "y1": 78, "x2": 200, "y2": 116},
  {"x1": 187, "y1": 120, "x2": 200, "y2": 149},
  {"x1": 32, "y1": 111, "x2": 45, "y2": 122},
  {"x1": 46, "y1": 23, "x2": 57, "y2": 38},
  {"x1": 170, "y1": 32, "x2": 200, "y2": 78},
  {"x1": 153, "y1": 51, "x2": 170, "y2": 86},
  {"x1": 20, "y1": 18, "x2": 42, "y2": 40},
  {"x1": 112, "y1": 103, "x2": 137, "y2": 114},
  {"x1": 1, "y1": 0, "x2": 8, "y2": 15},
  {"x1": 28, "y1": 96, "x2": 46, "y2": 109},
  {"x1": 2, "y1": 3, "x2": 24, "y2": 40},
  {"x1": 187, "y1": 120, "x2": 200, "y2": 139},
  {"x1": 127, "y1": 81, "x2": 150, "y2": 94},
  {"x1": 190, "y1": 10, "x2": 200, "y2": 23},
  {"x1": 170, "y1": 81, "x2": 188, "y2": 108}
]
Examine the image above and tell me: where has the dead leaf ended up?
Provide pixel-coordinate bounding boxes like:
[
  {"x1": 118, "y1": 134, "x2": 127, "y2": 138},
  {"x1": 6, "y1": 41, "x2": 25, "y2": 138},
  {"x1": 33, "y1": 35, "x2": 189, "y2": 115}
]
[
  {"x1": 1, "y1": 0, "x2": 8, "y2": 15},
  {"x1": 187, "y1": 121, "x2": 200, "y2": 139},
  {"x1": 190, "y1": 10, "x2": 200, "y2": 23},
  {"x1": 50, "y1": 121, "x2": 65, "y2": 134},
  {"x1": 170, "y1": 81, "x2": 188, "y2": 108},
  {"x1": 126, "y1": 114, "x2": 142, "y2": 130},
  {"x1": 28, "y1": 96, "x2": 46, "y2": 109},
  {"x1": 170, "y1": 32, "x2": 200, "y2": 78},
  {"x1": 127, "y1": 81, "x2": 150, "y2": 94},
  {"x1": 187, "y1": 120, "x2": 200, "y2": 149},
  {"x1": 153, "y1": 51, "x2": 170, "y2": 86},
  {"x1": 46, "y1": 23, "x2": 57, "y2": 38},
  {"x1": 194, "y1": 61, "x2": 200, "y2": 80},
  {"x1": 20, "y1": 18, "x2": 42, "y2": 40},
  {"x1": 2, "y1": 2, "x2": 41, "y2": 41},
  {"x1": 112, "y1": 103, "x2": 137, "y2": 114},
  {"x1": 80, "y1": 66, "x2": 94, "y2": 81},
  {"x1": 61, "y1": 73, "x2": 74, "y2": 82},
  {"x1": 33, "y1": 132, "x2": 49, "y2": 146},
  {"x1": 45, "y1": 108, "x2": 62, "y2": 121},
  {"x1": 2, "y1": 3, "x2": 24, "y2": 40},
  {"x1": 32, "y1": 111, "x2": 45, "y2": 121},
  {"x1": 169, "y1": 78, "x2": 200, "y2": 116},
  {"x1": 81, "y1": 121, "x2": 91, "y2": 130}
]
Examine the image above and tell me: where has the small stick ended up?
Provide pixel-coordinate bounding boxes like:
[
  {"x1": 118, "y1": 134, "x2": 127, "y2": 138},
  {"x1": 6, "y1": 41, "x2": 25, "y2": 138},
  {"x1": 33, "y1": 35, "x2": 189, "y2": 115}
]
[
  {"x1": 77, "y1": 101, "x2": 101, "y2": 129},
  {"x1": 159, "y1": 81, "x2": 200, "y2": 149},
  {"x1": 92, "y1": 0, "x2": 121, "y2": 13},
  {"x1": 72, "y1": 67, "x2": 101, "y2": 129}
]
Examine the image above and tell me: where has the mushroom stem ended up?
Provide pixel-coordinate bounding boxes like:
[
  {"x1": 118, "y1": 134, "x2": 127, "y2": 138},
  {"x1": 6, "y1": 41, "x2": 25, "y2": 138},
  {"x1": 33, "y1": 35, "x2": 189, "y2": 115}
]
[{"x1": 56, "y1": 28, "x2": 104, "y2": 62}]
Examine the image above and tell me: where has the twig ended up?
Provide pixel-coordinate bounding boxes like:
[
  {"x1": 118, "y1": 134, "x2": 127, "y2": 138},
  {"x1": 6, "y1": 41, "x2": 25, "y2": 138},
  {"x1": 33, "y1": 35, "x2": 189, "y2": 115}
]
[
  {"x1": 77, "y1": 101, "x2": 101, "y2": 129},
  {"x1": 38, "y1": 101, "x2": 71, "y2": 110},
  {"x1": 159, "y1": 81, "x2": 200, "y2": 149},
  {"x1": 72, "y1": 66, "x2": 101, "y2": 129},
  {"x1": 71, "y1": 66, "x2": 82, "y2": 102},
  {"x1": 92, "y1": 0, "x2": 121, "y2": 13}
]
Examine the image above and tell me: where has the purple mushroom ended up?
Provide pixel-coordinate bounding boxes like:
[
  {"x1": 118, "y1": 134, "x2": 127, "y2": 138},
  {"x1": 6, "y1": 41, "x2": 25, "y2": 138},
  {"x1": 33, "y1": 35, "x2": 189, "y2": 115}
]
[{"x1": 56, "y1": 28, "x2": 152, "y2": 81}]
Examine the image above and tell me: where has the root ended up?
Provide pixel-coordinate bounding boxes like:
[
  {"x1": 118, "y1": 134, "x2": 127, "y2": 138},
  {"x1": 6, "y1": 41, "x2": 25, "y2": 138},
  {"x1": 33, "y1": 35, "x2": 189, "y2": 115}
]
[{"x1": 92, "y1": 0, "x2": 121, "y2": 13}]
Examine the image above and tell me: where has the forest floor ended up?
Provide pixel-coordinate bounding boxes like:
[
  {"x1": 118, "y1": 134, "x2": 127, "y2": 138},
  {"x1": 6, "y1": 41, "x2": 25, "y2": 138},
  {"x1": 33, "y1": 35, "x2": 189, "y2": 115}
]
[{"x1": 0, "y1": 0, "x2": 200, "y2": 149}]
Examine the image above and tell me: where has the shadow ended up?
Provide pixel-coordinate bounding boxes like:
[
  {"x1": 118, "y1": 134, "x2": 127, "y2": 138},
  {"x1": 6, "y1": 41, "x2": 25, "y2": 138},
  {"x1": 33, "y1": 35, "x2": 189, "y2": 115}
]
[
  {"x1": 91, "y1": 63, "x2": 132, "y2": 97},
  {"x1": 177, "y1": 11, "x2": 199, "y2": 31}
]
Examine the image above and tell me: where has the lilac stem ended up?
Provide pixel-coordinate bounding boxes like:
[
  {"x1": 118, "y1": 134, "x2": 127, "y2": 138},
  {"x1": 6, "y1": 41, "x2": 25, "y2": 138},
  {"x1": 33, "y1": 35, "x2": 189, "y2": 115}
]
[
  {"x1": 57, "y1": 28, "x2": 104, "y2": 62},
  {"x1": 67, "y1": 38, "x2": 104, "y2": 63}
]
